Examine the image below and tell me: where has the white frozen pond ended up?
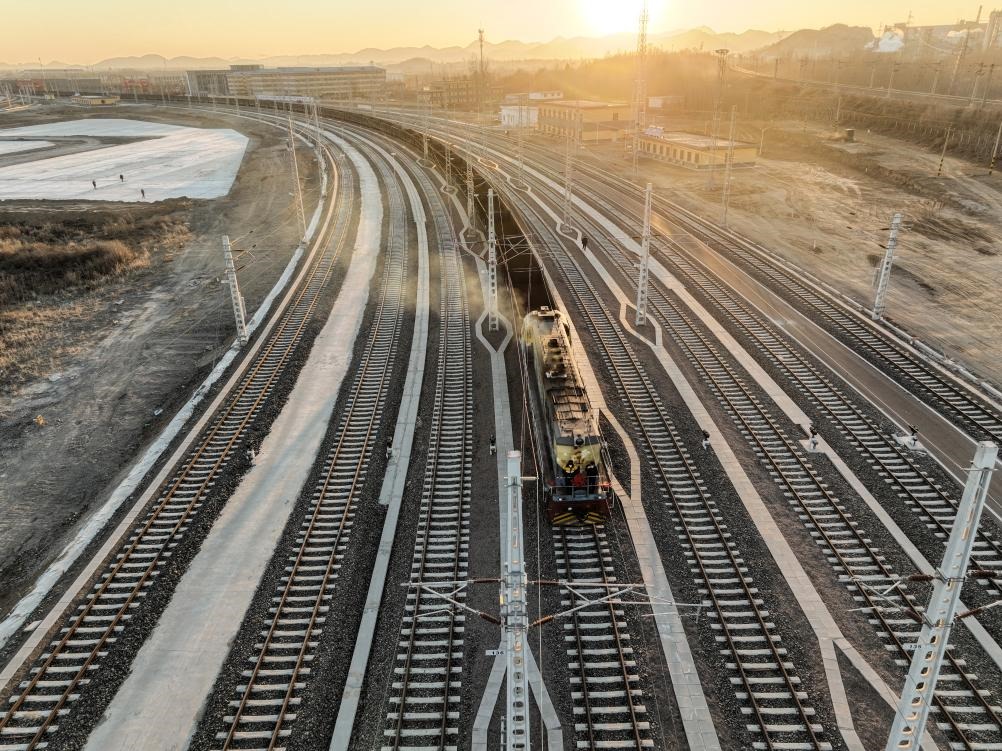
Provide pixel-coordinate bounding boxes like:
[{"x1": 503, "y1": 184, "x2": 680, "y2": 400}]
[
  {"x1": 0, "y1": 119, "x2": 248, "y2": 202},
  {"x1": 0, "y1": 140, "x2": 54, "y2": 156}
]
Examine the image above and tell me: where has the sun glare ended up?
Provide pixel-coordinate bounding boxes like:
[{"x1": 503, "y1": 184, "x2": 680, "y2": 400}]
[{"x1": 579, "y1": 0, "x2": 651, "y2": 35}]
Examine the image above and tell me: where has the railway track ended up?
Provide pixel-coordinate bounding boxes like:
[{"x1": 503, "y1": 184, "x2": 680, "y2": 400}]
[
  {"x1": 551, "y1": 142, "x2": 1002, "y2": 446},
  {"x1": 379, "y1": 113, "x2": 1002, "y2": 446},
  {"x1": 668, "y1": 223, "x2": 1002, "y2": 445},
  {"x1": 655, "y1": 247, "x2": 1002, "y2": 603},
  {"x1": 380, "y1": 155, "x2": 472, "y2": 751},
  {"x1": 0, "y1": 137, "x2": 346, "y2": 751},
  {"x1": 211, "y1": 137, "x2": 408, "y2": 751},
  {"x1": 500, "y1": 183, "x2": 828, "y2": 750},
  {"x1": 571, "y1": 198, "x2": 1002, "y2": 748},
  {"x1": 553, "y1": 525, "x2": 655, "y2": 750}
]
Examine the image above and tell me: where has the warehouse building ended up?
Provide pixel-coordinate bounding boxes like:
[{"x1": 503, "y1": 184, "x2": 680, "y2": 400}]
[
  {"x1": 638, "y1": 128, "x2": 757, "y2": 169},
  {"x1": 538, "y1": 100, "x2": 632, "y2": 142}
]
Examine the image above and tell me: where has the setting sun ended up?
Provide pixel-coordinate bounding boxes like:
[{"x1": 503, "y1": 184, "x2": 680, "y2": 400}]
[{"x1": 579, "y1": 0, "x2": 654, "y2": 35}]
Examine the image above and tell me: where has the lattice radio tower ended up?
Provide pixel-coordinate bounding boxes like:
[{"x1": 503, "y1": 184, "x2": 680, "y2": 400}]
[{"x1": 630, "y1": 1, "x2": 649, "y2": 177}]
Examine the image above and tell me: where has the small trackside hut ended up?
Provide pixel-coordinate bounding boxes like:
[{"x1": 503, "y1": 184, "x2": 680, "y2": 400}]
[{"x1": 523, "y1": 307, "x2": 613, "y2": 524}]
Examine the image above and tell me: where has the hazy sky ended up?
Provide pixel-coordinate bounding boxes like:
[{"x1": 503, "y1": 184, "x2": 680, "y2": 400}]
[{"x1": 6, "y1": 0, "x2": 971, "y2": 64}]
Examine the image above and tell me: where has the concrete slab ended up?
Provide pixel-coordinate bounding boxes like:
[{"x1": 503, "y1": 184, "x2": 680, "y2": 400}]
[
  {"x1": 329, "y1": 134, "x2": 430, "y2": 751},
  {"x1": 81, "y1": 135, "x2": 380, "y2": 751},
  {"x1": 0, "y1": 118, "x2": 247, "y2": 201}
]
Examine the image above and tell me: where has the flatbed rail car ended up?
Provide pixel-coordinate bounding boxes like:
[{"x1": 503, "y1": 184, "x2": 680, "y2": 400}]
[{"x1": 523, "y1": 307, "x2": 613, "y2": 524}]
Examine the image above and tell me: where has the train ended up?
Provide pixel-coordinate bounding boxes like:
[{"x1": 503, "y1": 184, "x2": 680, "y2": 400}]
[{"x1": 523, "y1": 307, "x2": 613, "y2": 524}]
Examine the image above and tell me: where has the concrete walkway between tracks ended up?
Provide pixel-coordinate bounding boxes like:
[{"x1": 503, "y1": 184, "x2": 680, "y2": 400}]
[
  {"x1": 577, "y1": 242, "x2": 944, "y2": 751},
  {"x1": 329, "y1": 136, "x2": 430, "y2": 750},
  {"x1": 83, "y1": 136, "x2": 381, "y2": 751},
  {"x1": 469, "y1": 254, "x2": 563, "y2": 751}
]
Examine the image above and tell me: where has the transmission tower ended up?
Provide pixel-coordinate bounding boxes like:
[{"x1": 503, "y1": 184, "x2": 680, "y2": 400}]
[
  {"x1": 635, "y1": 183, "x2": 653, "y2": 326},
  {"x1": 706, "y1": 48, "x2": 729, "y2": 190},
  {"x1": 630, "y1": 1, "x2": 649, "y2": 177}
]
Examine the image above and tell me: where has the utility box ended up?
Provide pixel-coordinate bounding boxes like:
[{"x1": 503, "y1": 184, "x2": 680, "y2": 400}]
[{"x1": 845, "y1": 128, "x2": 855, "y2": 142}]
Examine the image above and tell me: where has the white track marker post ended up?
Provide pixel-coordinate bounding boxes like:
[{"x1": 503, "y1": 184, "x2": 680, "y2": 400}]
[
  {"x1": 635, "y1": 183, "x2": 653, "y2": 326},
  {"x1": 885, "y1": 441, "x2": 998, "y2": 751},
  {"x1": 872, "y1": 212, "x2": 903, "y2": 320},
  {"x1": 488, "y1": 188, "x2": 499, "y2": 332},
  {"x1": 222, "y1": 235, "x2": 248, "y2": 346},
  {"x1": 287, "y1": 116, "x2": 307, "y2": 242},
  {"x1": 502, "y1": 450, "x2": 530, "y2": 751}
]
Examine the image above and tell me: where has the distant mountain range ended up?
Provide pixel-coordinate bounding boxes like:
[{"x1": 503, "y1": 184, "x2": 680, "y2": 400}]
[
  {"x1": 0, "y1": 27, "x2": 790, "y2": 72},
  {"x1": 756, "y1": 24, "x2": 876, "y2": 59}
]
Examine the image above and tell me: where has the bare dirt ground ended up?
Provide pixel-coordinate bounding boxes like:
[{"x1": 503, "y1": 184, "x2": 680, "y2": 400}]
[
  {"x1": 574, "y1": 122, "x2": 1002, "y2": 386},
  {"x1": 0, "y1": 102, "x2": 320, "y2": 617}
]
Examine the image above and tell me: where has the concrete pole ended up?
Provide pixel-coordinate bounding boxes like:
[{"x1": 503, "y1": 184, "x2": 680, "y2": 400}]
[
  {"x1": 936, "y1": 127, "x2": 952, "y2": 177},
  {"x1": 502, "y1": 450, "x2": 530, "y2": 751},
  {"x1": 884, "y1": 441, "x2": 998, "y2": 751},
  {"x1": 287, "y1": 116, "x2": 307, "y2": 241},
  {"x1": 982, "y1": 63, "x2": 996, "y2": 107},
  {"x1": 222, "y1": 235, "x2": 249, "y2": 346},
  {"x1": 444, "y1": 142, "x2": 452, "y2": 187},
  {"x1": 635, "y1": 183, "x2": 653, "y2": 326},
  {"x1": 488, "y1": 188, "x2": 499, "y2": 332},
  {"x1": 466, "y1": 161, "x2": 476, "y2": 231},
  {"x1": 872, "y1": 212, "x2": 903, "y2": 320},
  {"x1": 516, "y1": 93, "x2": 526, "y2": 186},
  {"x1": 722, "y1": 105, "x2": 737, "y2": 227},
  {"x1": 561, "y1": 127, "x2": 575, "y2": 228}
]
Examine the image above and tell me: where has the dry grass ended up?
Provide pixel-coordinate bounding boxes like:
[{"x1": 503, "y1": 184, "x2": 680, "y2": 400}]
[
  {"x1": 0, "y1": 210, "x2": 188, "y2": 307},
  {"x1": 0, "y1": 204, "x2": 190, "y2": 387}
]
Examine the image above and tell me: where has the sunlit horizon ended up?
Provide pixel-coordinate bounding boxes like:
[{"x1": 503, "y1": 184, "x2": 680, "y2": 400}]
[{"x1": 3, "y1": 0, "x2": 971, "y2": 66}]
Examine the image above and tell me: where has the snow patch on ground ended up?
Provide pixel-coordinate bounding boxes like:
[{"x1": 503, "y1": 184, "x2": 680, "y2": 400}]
[
  {"x1": 0, "y1": 140, "x2": 54, "y2": 156},
  {"x1": 0, "y1": 119, "x2": 248, "y2": 202}
]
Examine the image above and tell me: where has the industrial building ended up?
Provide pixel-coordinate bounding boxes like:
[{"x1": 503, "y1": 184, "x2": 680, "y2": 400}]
[
  {"x1": 538, "y1": 100, "x2": 632, "y2": 142},
  {"x1": 638, "y1": 128, "x2": 757, "y2": 169},
  {"x1": 184, "y1": 64, "x2": 386, "y2": 102},
  {"x1": 225, "y1": 65, "x2": 386, "y2": 101}
]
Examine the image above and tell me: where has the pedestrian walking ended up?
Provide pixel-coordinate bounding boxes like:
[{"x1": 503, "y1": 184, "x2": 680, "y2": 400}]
[
  {"x1": 489, "y1": 434, "x2": 496, "y2": 455},
  {"x1": 700, "y1": 430, "x2": 710, "y2": 450},
  {"x1": 385, "y1": 438, "x2": 393, "y2": 460},
  {"x1": 92, "y1": 179, "x2": 97, "y2": 189},
  {"x1": 140, "y1": 188, "x2": 146, "y2": 199},
  {"x1": 119, "y1": 174, "x2": 124, "y2": 182}
]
